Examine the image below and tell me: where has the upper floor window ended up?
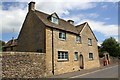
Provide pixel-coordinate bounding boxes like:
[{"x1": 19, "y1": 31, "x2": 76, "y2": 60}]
[
  {"x1": 76, "y1": 36, "x2": 81, "y2": 43},
  {"x1": 88, "y1": 38, "x2": 92, "y2": 46},
  {"x1": 74, "y1": 52, "x2": 78, "y2": 61},
  {"x1": 58, "y1": 51, "x2": 68, "y2": 60},
  {"x1": 59, "y1": 31, "x2": 66, "y2": 40},
  {"x1": 89, "y1": 53, "x2": 94, "y2": 60},
  {"x1": 51, "y1": 16, "x2": 58, "y2": 24}
]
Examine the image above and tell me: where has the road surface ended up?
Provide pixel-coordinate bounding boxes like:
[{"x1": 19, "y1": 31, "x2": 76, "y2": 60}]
[
  {"x1": 49, "y1": 64, "x2": 119, "y2": 78},
  {"x1": 70, "y1": 65, "x2": 118, "y2": 78}
]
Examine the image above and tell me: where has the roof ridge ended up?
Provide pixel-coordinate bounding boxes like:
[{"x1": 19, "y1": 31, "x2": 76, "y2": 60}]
[
  {"x1": 35, "y1": 10, "x2": 50, "y2": 16},
  {"x1": 75, "y1": 22, "x2": 87, "y2": 27}
]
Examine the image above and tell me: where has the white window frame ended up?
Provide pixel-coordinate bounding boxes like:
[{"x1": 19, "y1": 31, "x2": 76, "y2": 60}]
[
  {"x1": 51, "y1": 16, "x2": 58, "y2": 24},
  {"x1": 59, "y1": 31, "x2": 66, "y2": 40},
  {"x1": 58, "y1": 51, "x2": 68, "y2": 60},
  {"x1": 89, "y1": 53, "x2": 94, "y2": 60},
  {"x1": 74, "y1": 52, "x2": 78, "y2": 61},
  {"x1": 76, "y1": 36, "x2": 81, "y2": 43},
  {"x1": 88, "y1": 38, "x2": 92, "y2": 46}
]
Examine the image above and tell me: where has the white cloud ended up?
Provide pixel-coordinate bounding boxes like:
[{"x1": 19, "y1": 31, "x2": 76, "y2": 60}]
[
  {"x1": 1, "y1": 0, "x2": 118, "y2": 37},
  {"x1": 36, "y1": 2, "x2": 96, "y2": 16},
  {"x1": 2, "y1": 0, "x2": 119, "y2": 2},
  {"x1": 1, "y1": 5, "x2": 27, "y2": 33},
  {"x1": 77, "y1": 19, "x2": 118, "y2": 36},
  {"x1": 97, "y1": 42, "x2": 101, "y2": 46},
  {"x1": 88, "y1": 13, "x2": 99, "y2": 18},
  {"x1": 0, "y1": 4, "x2": 2, "y2": 40},
  {"x1": 62, "y1": 13, "x2": 99, "y2": 23},
  {"x1": 114, "y1": 36, "x2": 118, "y2": 42},
  {"x1": 104, "y1": 18, "x2": 111, "y2": 20},
  {"x1": 101, "y1": 5, "x2": 108, "y2": 9},
  {"x1": 1, "y1": 1, "x2": 97, "y2": 34}
]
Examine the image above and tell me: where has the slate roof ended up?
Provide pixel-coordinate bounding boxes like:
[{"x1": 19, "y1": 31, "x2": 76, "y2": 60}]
[{"x1": 34, "y1": 10, "x2": 86, "y2": 34}]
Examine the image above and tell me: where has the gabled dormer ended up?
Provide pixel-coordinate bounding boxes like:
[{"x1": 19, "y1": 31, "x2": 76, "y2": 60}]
[{"x1": 48, "y1": 13, "x2": 59, "y2": 24}]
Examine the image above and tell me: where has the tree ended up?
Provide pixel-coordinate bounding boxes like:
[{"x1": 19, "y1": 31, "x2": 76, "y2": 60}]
[
  {"x1": 0, "y1": 40, "x2": 5, "y2": 51},
  {"x1": 99, "y1": 37, "x2": 120, "y2": 57}
]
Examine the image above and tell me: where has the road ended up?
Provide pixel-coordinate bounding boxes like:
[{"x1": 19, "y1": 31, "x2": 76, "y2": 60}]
[
  {"x1": 70, "y1": 65, "x2": 118, "y2": 78},
  {"x1": 49, "y1": 64, "x2": 119, "y2": 79}
]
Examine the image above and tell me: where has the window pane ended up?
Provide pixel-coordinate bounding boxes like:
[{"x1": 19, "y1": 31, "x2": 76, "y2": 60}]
[
  {"x1": 62, "y1": 53, "x2": 64, "y2": 59},
  {"x1": 58, "y1": 54, "x2": 60, "y2": 59},
  {"x1": 65, "y1": 52, "x2": 68, "y2": 59},
  {"x1": 58, "y1": 51, "x2": 68, "y2": 60},
  {"x1": 88, "y1": 38, "x2": 92, "y2": 45},
  {"x1": 89, "y1": 53, "x2": 93, "y2": 60},
  {"x1": 60, "y1": 52, "x2": 62, "y2": 59},
  {"x1": 76, "y1": 36, "x2": 81, "y2": 43},
  {"x1": 75, "y1": 52, "x2": 78, "y2": 60},
  {"x1": 59, "y1": 32, "x2": 66, "y2": 40},
  {"x1": 59, "y1": 33, "x2": 62, "y2": 38},
  {"x1": 52, "y1": 17, "x2": 58, "y2": 24}
]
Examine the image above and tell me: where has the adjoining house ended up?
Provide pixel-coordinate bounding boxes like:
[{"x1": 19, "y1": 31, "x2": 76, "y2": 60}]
[
  {"x1": 3, "y1": 2, "x2": 100, "y2": 76},
  {"x1": 3, "y1": 38, "x2": 17, "y2": 51}
]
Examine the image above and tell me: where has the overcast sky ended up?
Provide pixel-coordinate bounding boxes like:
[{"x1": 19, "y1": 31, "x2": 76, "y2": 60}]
[{"x1": 0, "y1": 0, "x2": 119, "y2": 45}]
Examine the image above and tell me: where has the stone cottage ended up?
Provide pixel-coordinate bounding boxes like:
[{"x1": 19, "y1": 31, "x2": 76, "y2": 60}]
[
  {"x1": 3, "y1": 38, "x2": 17, "y2": 51},
  {"x1": 3, "y1": 2, "x2": 100, "y2": 77}
]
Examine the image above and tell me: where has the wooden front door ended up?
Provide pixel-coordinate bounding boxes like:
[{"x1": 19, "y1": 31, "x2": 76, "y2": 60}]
[{"x1": 80, "y1": 54, "x2": 84, "y2": 69}]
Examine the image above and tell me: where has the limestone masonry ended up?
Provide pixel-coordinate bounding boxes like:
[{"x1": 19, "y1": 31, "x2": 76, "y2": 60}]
[{"x1": 2, "y1": 1, "x2": 100, "y2": 78}]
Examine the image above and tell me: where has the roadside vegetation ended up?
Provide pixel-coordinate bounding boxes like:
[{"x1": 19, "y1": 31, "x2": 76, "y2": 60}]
[
  {"x1": 0, "y1": 40, "x2": 5, "y2": 51},
  {"x1": 99, "y1": 37, "x2": 120, "y2": 58}
]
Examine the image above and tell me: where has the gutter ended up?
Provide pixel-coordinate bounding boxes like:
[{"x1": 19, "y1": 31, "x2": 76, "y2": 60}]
[{"x1": 51, "y1": 28, "x2": 54, "y2": 75}]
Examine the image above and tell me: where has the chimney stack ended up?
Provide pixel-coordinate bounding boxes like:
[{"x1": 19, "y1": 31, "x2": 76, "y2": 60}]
[
  {"x1": 67, "y1": 20, "x2": 74, "y2": 25},
  {"x1": 28, "y1": 1, "x2": 35, "y2": 11}
]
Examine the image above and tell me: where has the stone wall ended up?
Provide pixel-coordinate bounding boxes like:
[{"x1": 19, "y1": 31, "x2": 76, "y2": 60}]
[
  {"x1": 1, "y1": 52, "x2": 46, "y2": 78},
  {"x1": 45, "y1": 25, "x2": 100, "y2": 76},
  {"x1": 17, "y1": 11, "x2": 46, "y2": 52},
  {"x1": 99, "y1": 57, "x2": 119, "y2": 66}
]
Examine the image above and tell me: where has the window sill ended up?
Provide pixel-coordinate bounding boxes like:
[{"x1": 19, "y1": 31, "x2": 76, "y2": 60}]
[
  {"x1": 89, "y1": 59, "x2": 94, "y2": 61},
  {"x1": 74, "y1": 60, "x2": 78, "y2": 61},
  {"x1": 57, "y1": 59, "x2": 69, "y2": 62},
  {"x1": 76, "y1": 42, "x2": 82, "y2": 44},
  {"x1": 59, "y1": 38, "x2": 66, "y2": 41},
  {"x1": 88, "y1": 44, "x2": 92, "y2": 46}
]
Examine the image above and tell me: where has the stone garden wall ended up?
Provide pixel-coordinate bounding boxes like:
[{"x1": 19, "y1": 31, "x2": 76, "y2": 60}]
[{"x1": 0, "y1": 52, "x2": 46, "y2": 78}]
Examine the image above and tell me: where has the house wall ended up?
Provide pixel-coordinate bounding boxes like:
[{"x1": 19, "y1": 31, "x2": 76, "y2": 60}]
[
  {"x1": 53, "y1": 29, "x2": 82, "y2": 75},
  {"x1": 45, "y1": 25, "x2": 100, "y2": 76},
  {"x1": 17, "y1": 11, "x2": 46, "y2": 52},
  {"x1": 45, "y1": 28, "x2": 53, "y2": 76},
  {"x1": 80, "y1": 24, "x2": 100, "y2": 69},
  {"x1": 4, "y1": 47, "x2": 11, "y2": 51},
  {"x1": 1, "y1": 52, "x2": 46, "y2": 78},
  {"x1": 4, "y1": 46, "x2": 17, "y2": 51}
]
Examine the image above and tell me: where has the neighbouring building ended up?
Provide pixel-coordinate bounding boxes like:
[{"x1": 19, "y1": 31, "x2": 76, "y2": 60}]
[
  {"x1": 3, "y1": 38, "x2": 17, "y2": 51},
  {"x1": 3, "y1": 2, "x2": 100, "y2": 77}
]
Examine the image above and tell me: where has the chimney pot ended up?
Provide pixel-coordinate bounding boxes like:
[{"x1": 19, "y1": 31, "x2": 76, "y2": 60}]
[
  {"x1": 67, "y1": 20, "x2": 74, "y2": 25},
  {"x1": 28, "y1": 1, "x2": 35, "y2": 11}
]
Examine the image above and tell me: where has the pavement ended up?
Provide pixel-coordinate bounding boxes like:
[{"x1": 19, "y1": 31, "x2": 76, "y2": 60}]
[{"x1": 48, "y1": 63, "x2": 119, "y2": 78}]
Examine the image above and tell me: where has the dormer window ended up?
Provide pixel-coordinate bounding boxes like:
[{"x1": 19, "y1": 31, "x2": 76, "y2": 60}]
[
  {"x1": 51, "y1": 16, "x2": 58, "y2": 24},
  {"x1": 50, "y1": 12, "x2": 59, "y2": 24}
]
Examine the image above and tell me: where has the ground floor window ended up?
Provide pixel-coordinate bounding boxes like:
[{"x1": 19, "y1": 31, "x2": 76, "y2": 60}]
[
  {"x1": 74, "y1": 52, "x2": 78, "y2": 60},
  {"x1": 58, "y1": 51, "x2": 68, "y2": 60},
  {"x1": 89, "y1": 53, "x2": 94, "y2": 60}
]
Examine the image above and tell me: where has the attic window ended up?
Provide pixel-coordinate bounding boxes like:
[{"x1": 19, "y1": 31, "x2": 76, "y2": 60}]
[{"x1": 51, "y1": 16, "x2": 58, "y2": 24}]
